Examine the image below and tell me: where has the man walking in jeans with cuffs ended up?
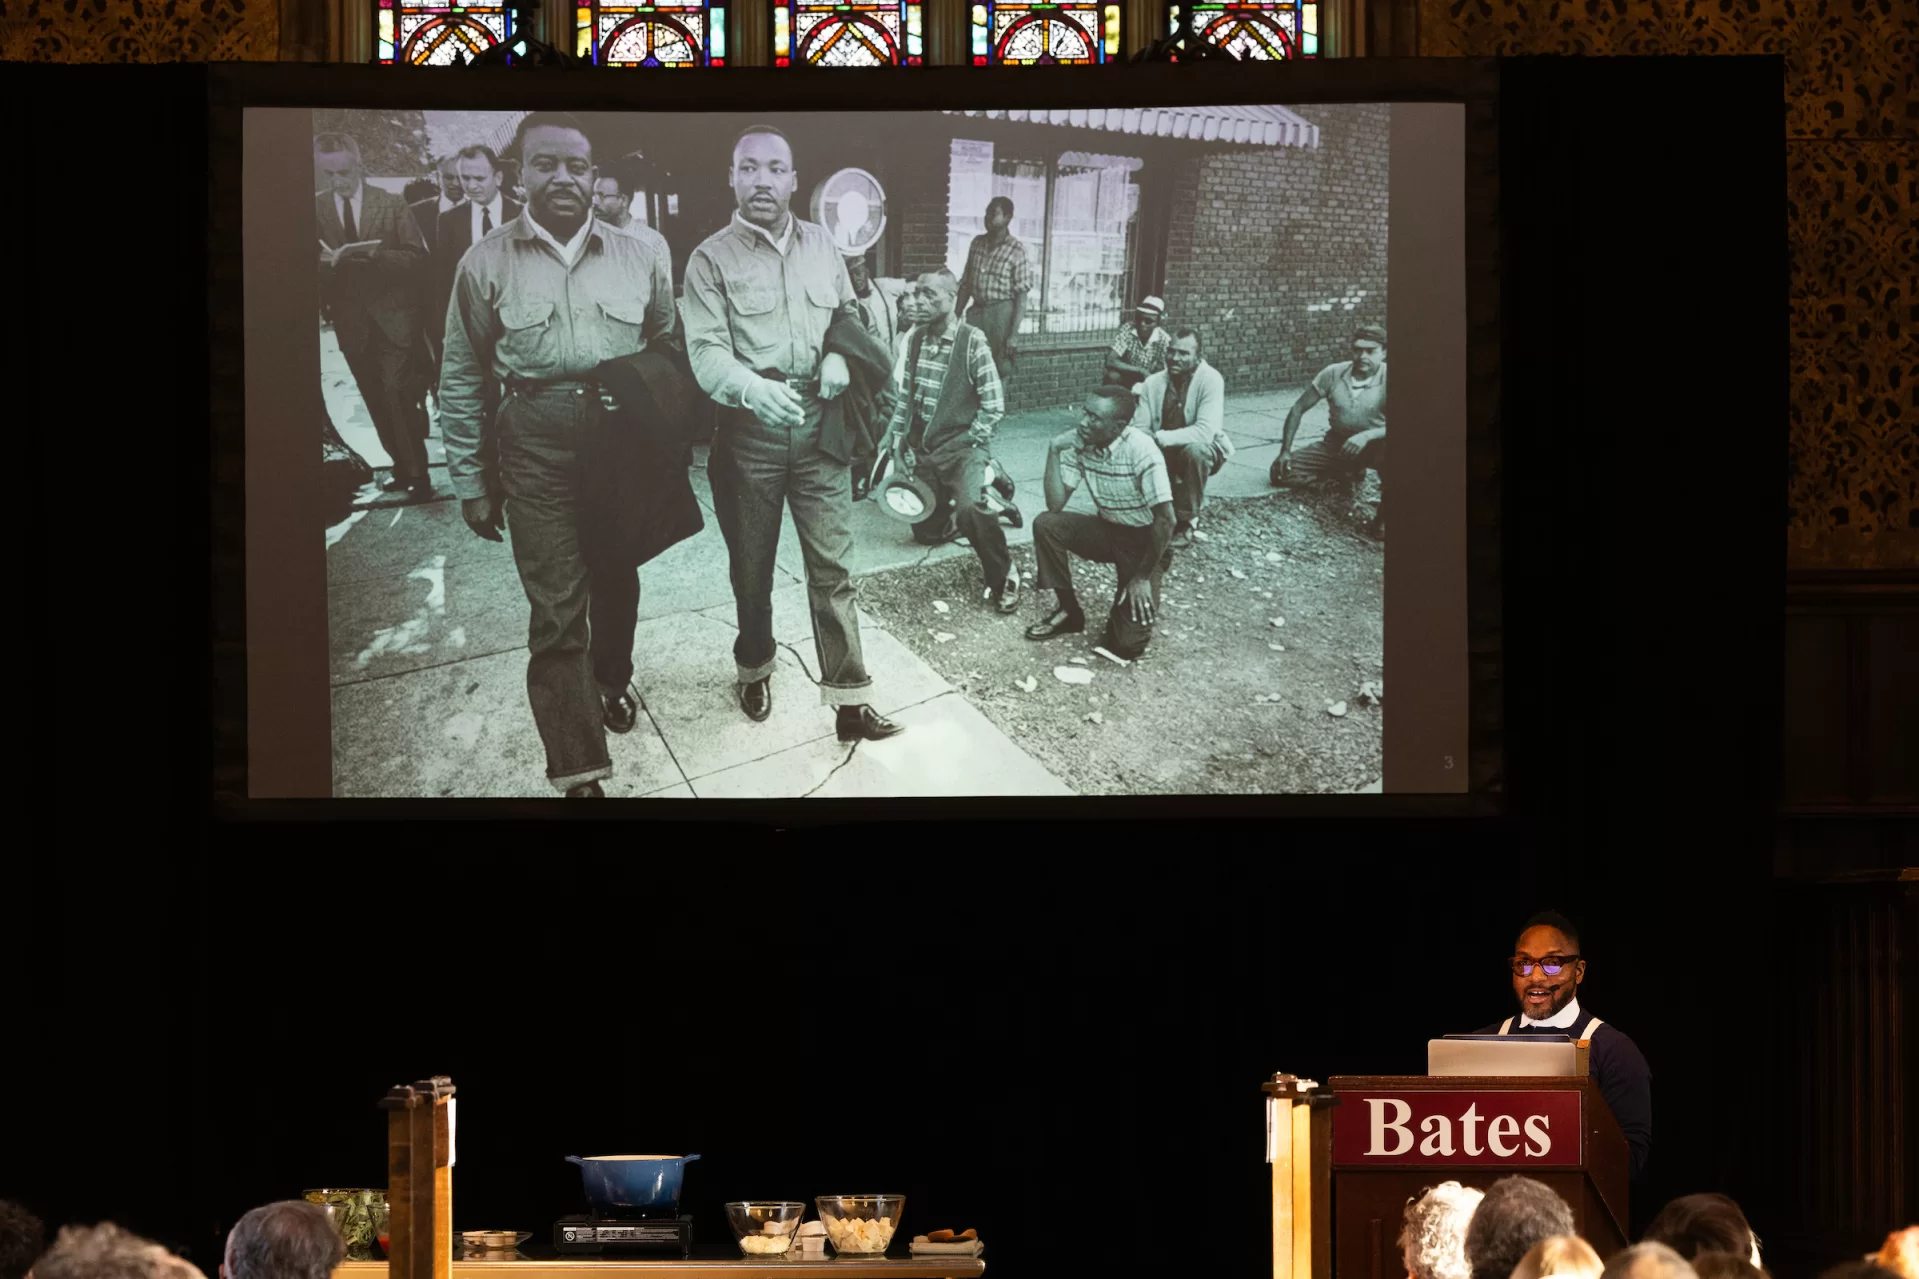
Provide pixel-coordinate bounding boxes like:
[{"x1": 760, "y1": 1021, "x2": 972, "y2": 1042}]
[
  {"x1": 681, "y1": 124, "x2": 904, "y2": 743},
  {"x1": 440, "y1": 112, "x2": 675, "y2": 798}
]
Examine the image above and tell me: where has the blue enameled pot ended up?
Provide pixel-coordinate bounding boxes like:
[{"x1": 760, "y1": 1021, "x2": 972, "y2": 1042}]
[{"x1": 565, "y1": 1155, "x2": 701, "y2": 1215}]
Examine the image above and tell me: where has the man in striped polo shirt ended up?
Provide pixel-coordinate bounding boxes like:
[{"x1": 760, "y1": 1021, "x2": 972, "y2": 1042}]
[{"x1": 1025, "y1": 386, "x2": 1176, "y2": 659}]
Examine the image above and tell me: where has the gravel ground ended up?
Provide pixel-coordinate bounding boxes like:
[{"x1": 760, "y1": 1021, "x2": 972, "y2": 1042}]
[{"x1": 857, "y1": 488, "x2": 1385, "y2": 795}]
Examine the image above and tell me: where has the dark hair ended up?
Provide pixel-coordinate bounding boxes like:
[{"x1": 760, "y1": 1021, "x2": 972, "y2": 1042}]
[
  {"x1": 0, "y1": 1201, "x2": 45, "y2": 1279},
  {"x1": 1170, "y1": 326, "x2": 1203, "y2": 354},
  {"x1": 513, "y1": 112, "x2": 592, "y2": 160},
  {"x1": 1519, "y1": 911, "x2": 1582, "y2": 951},
  {"x1": 1463, "y1": 1176, "x2": 1576, "y2": 1279},
  {"x1": 312, "y1": 132, "x2": 360, "y2": 160},
  {"x1": 402, "y1": 179, "x2": 437, "y2": 205},
  {"x1": 732, "y1": 124, "x2": 791, "y2": 158},
  {"x1": 986, "y1": 195, "x2": 1015, "y2": 220},
  {"x1": 455, "y1": 144, "x2": 502, "y2": 174},
  {"x1": 226, "y1": 1203, "x2": 344, "y2": 1279},
  {"x1": 1692, "y1": 1253, "x2": 1766, "y2": 1279},
  {"x1": 1088, "y1": 385, "x2": 1137, "y2": 423},
  {"x1": 1643, "y1": 1195, "x2": 1755, "y2": 1262}
]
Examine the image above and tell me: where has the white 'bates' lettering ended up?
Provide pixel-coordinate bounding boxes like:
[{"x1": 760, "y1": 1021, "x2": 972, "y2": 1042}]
[
  {"x1": 1367, "y1": 1104, "x2": 1555, "y2": 1158},
  {"x1": 1367, "y1": 1099, "x2": 1413, "y2": 1156}
]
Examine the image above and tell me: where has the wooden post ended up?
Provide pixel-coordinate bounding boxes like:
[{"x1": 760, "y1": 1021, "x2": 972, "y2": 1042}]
[
  {"x1": 1272, "y1": 1091, "x2": 1294, "y2": 1279},
  {"x1": 380, "y1": 1078, "x2": 455, "y2": 1279},
  {"x1": 1267, "y1": 1075, "x2": 1332, "y2": 1279},
  {"x1": 1292, "y1": 1099, "x2": 1313, "y2": 1279}
]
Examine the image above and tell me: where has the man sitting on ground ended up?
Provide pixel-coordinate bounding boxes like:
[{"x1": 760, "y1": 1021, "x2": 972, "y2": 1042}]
[
  {"x1": 1272, "y1": 322, "x2": 1388, "y2": 538},
  {"x1": 1130, "y1": 326, "x2": 1234, "y2": 548},
  {"x1": 1104, "y1": 296, "x2": 1171, "y2": 390},
  {"x1": 881, "y1": 269, "x2": 1017, "y2": 613},
  {"x1": 1025, "y1": 386, "x2": 1175, "y2": 660},
  {"x1": 1462, "y1": 1175, "x2": 1576, "y2": 1279},
  {"x1": 223, "y1": 1203, "x2": 343, "y2": 1279}
]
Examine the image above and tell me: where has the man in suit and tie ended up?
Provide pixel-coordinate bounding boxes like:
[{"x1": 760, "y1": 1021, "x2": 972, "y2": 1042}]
[
  {"x1": 316, "y1": 131, "x2": 434, "y2": 497},
  {"x1": 433, "y1": 145, "x2": 522, "y2": 341},
  {"x1": 1128, "y1": 327, "x2": 1235, "y2": 548},
  {"x1": 409, "y1": 155, "x2": 463, "y2": 256}
]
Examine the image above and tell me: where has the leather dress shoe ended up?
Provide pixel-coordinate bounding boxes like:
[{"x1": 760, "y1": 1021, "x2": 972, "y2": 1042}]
[
  {"x1": 565, "y1": 780, "x2": 604, "y2": 798},
  {"x1": 1024, "y1": 609, "x2": 1085, "y2": 641},
  {"x1": 851, "y1": 473, "x2": 871, "y2": 502},
  {"x1": 740, "y1": 676, "x2": 772, "y2": 722},
  {"x1": 994, "y1": 575, "x2": 1021, "y2": 615},
  {"x1": 603, "y1": 689, "x2": 639, "y2": 734},
  {"x1": 380, "y1": 474, "x2": 414, "y2": 493},
  {"x1": 837, "y1": 704, "x2": 905, "y2": 742}
]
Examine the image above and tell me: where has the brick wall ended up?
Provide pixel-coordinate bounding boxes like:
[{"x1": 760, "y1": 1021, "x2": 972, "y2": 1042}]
[{"x1": 1162, "y1": 103, "x2": 1392, "y2": 397}]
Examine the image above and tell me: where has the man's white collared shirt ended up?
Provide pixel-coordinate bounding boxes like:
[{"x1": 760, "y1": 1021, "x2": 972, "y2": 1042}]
[
  {"x1": 1519, "y1": 996, "x2": 1583, "y2": 1030},
  {"x1": 530, "y1": 213, "x2": 596, "y2": 269},
  {"x1": 470, "y1": 195, "x2": 505, "y2": 244}
]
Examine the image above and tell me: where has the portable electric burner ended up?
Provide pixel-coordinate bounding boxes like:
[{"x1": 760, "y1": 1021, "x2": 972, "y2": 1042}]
[{"x1": 554, "y1": 1215, "x2": 694, "y2": 1258}]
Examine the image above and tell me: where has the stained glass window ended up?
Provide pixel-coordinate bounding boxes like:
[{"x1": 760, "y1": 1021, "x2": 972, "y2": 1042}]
[
  {"x1": 377, "y1": 0, "x2": 515, "y2": 64},
  {"x1": 970, "y1": 1, "x2": 1120, "y2": 64},
  {"x1": 574, "y1": 0, "x2": 726, "y2": 63},
  {"x1": 774, "y1": 0, "x2": 922, "y2": 64},
  {"x1": 1166, "y1": 0, "x2": 1317, "y2": 58}
]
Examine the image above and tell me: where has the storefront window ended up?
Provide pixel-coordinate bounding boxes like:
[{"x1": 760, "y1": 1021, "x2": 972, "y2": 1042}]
[
  {"x1": 948, "y1": 139, "x2": 1143, "y2": 339},
  {"x1": 376, "y1": 0, "x2": 515, "y2": 63},
  {"x1": 774, "y1": 0, "x2": 923, "y2": 63},
  {"x1": 574, "y1": 0, "x2": 727, "y2": 63},
  {"x1": 969, "y1": 1, "x2": 1120, "y2": 63},
  {"x1": 1166, "y1": 0, "x2": 1316, "y2": 57}
]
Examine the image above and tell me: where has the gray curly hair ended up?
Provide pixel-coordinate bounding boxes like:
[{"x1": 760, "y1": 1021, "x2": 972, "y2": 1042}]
[
  {"x1": 31, "y1": 1224, "x2": 206, "y2": 1279},
  {"x1": 1401, "y1": 1182, "x2": 1487, "y2": 1279}
]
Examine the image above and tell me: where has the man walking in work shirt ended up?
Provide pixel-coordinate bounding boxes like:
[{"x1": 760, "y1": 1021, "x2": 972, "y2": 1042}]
[
  {"x1": 681, "y1": 124, "x2": 904, "y2": 743},
  {"x1": 953, "y1": 195, "x2": 1036, "y2": 382},
  {"x1": 1477, "y1": 911, "x2": 1653, "y2": 1179},
  {"x1": 440, "y1": 112, "x2": 675, "y2": 798}
]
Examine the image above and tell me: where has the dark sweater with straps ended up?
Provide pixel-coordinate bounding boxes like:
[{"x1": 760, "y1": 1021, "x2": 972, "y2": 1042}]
[{"x1": 1473, "y1": 1007, "x2": 1652, "y2": 1180}]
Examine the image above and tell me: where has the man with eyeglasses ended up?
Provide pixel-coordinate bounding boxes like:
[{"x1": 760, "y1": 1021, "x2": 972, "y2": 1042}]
[{"x1": 1476, "y1": 911, "x2": 1652, "y2": 1179}]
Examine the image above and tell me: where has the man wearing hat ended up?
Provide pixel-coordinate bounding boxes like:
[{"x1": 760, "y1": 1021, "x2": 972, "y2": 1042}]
[
  {"x1": 1272, "y1": 323, "x2": 1388, "y2": 538},
  {"x1": 1104, "y1": 296, "x2": 1172, "y2": 390}
]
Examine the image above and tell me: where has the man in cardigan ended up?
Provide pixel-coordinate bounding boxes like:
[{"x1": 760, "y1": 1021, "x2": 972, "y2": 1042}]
[
  {"x1": 1475, "y1": 911, "x2": 1653, "y2": 1180},
  {"x1": 883, "y1": 269, "x2": 1017, "y2": 613},
  {"x1": 1129, "y1": 328, "x2": 1235, "y2": 549}
]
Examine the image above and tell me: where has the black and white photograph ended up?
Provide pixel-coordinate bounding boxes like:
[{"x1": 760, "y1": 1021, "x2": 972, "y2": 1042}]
[{"x1": 309, "y1": 103, "x2": 1397, "y2": 798}]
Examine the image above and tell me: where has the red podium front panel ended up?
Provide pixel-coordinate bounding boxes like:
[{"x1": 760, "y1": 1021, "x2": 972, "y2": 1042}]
[{"x1": 1324, "y1": 1077, "x2": 1629, "y2": 1279}]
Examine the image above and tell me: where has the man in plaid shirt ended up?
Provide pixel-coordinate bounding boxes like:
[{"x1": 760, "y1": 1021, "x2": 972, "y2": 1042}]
[
  {"x1": 1104, "y1": 296, "x2": 1171, "y2": 389},
  {"x1": 883, "y1": 269, "x2": 1020, "y2": 614},
  {"x1": 954, "y1": 195, "x2": 1037, "y2": 381}
]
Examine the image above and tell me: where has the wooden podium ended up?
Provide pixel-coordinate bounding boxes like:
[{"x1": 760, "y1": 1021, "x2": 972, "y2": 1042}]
[{"x1": 1322, "y1": 1076, "x2": 1630, "y2": 1279}]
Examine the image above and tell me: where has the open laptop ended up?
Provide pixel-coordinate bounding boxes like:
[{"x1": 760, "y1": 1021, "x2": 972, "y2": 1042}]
[{"x1": 1428, "y1": 1034, "x2": 1579, "y2": 1076}]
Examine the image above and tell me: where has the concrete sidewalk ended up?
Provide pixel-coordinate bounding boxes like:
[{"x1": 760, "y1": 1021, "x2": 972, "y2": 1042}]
[{"x1": 324, "y1": 329, "x2": 1336, "y2": 798}]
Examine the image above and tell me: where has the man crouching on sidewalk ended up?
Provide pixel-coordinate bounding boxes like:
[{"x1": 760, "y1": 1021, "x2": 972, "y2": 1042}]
[{"x1": 1024, "y1": 386, "x2": 1175, "y2": 659}]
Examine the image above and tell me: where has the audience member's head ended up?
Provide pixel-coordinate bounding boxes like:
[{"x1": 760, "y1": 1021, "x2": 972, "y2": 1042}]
[
  {"x1": 0, "y1": 1201, "x2": 46, "y2": 1279},
  {"x1": 1691, "y1": 1252, "x2": 1767, "y2": 1279},
  {"x1": 223, "y1": 1203, "x2": 343, "y2": 1279},
  {"x1": 1872, "y1": 1228, "x2": 1919, "y2": 1279},
  {"x1": 1513, "y1": 1235, "x2": 1604, "y2": 1279},
  {"x1": 1399, "y1": 1182, "x2": 1485, "y2": 1279},
  {"x1": 31, "y1": 1224, "x2": 206, "y2": 1279},
  {"x1": 1463, "y1": 1176, "x2": 1577, "y2": 1279},
  {"x1": 1602, "y1": 1243, "x2": 1699, "y2": 1279},
  {"x1": 1644, "y1": 1194, "x2": 1761, "y2": 1265}
]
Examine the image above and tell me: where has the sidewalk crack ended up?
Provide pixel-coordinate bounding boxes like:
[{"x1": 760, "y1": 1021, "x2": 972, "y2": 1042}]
[{"x1": 801, "y1": 741, "x2": 859, "y2": 799}]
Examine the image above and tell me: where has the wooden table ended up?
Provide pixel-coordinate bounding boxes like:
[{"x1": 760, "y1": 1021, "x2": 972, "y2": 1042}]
[{"x1": 339, "y1": 1256, "x2": 984, "y2": 1279}]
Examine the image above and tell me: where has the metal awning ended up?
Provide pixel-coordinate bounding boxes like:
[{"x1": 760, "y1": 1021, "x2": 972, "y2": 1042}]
[{"x1": 948, "y1": 105, "x2": 1319, "y2": 149}]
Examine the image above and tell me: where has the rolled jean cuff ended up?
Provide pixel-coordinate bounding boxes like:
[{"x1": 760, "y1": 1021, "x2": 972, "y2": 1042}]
[
  {"x1": 549, "y1": 763, "x2": 613, "y2": 794},
  {"x1": 736, "y1": 656, "x2": 780, "y2": 686},
  {"x1": 819, "y1": 677, "x2": 873, "y2": 708}
]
